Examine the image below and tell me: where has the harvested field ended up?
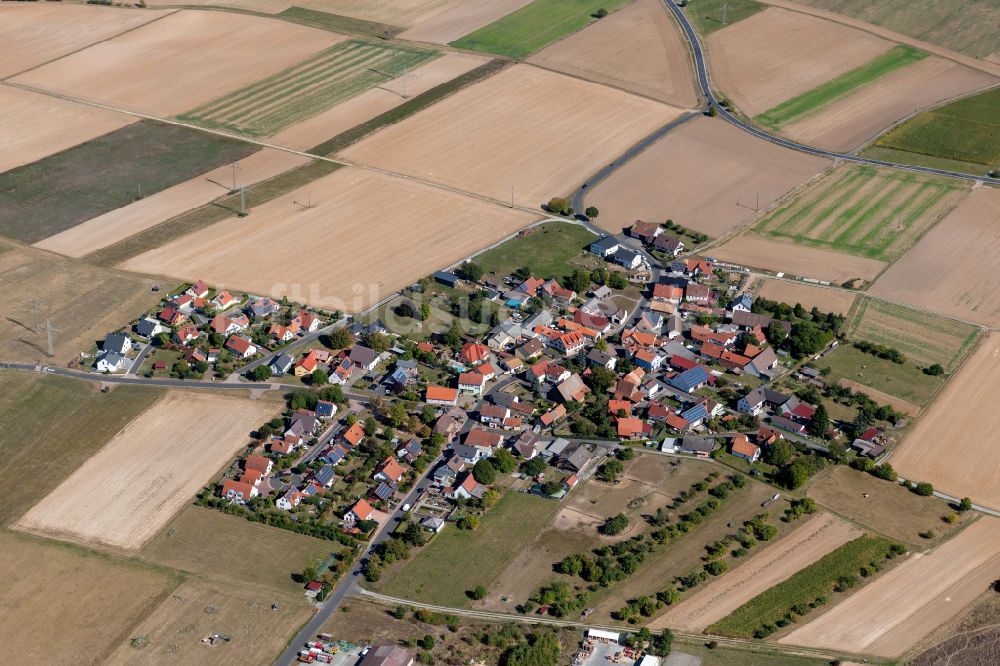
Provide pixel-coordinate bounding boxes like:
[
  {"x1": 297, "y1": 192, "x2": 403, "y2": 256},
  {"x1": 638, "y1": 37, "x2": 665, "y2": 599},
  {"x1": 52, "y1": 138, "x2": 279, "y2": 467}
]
[
  {"x1": 910, "y1": 593, "x2": 1000, "y2": 666},
  {"x1": 34, "y1": 149, "x2": 309, "y2": 258},
  {"x1": 0, "y1": 4, "x2": 164, "y2": 78},
  {"x1": 12, "y1": 10, "x2": 337, "y2": 116},
  {"x1": 780, "y1": 57, "x2": 998, "y2": 152},
  {"x1": 755, "y1": 279, "x2": 856, "y2": 315},
  {"x1": 527, "y1": 0, "x2": 698, "y2": 107},
  {"x1": 709, "y1": 235, "x2": 886, "y2": 283},
  {"x1": 0, "y1": 120, "x2": 258, "y2": 245},
  {"x1": 399, "y1": 0, "x2": 534, "y2": 44},
  {"x1": 15, "y1": 392, "x2": 276, "y2": 551},
  {"x1": 870, "y1": 187, "x2": 1000, "y2": 326},
  {"x1": 0, "y1": 242, "x2": 163, "y2": 363},
  {"x1": 655, "y1": 513, "x2": 862, "y2": 632},
  {"x1": 707, "y1": 7, "x2": 892, "y2": 117},
  {"x1": 0, "y1": 531, "x2": 180, "y2": 663},
  {"x1": 0, "y1": 85, "x2": 135, "y2": 175},
  {"x1": 270, "y1": 52, "x2": 489, "y2": 151},
  {"x1": 780, "y1": 518, "x2": 1000, "y2": 657},
  {"x1": 121, "y1": 167, "x2": 537, "y2": 312},
  {"x1": 140, "y1": 504, "x2": 338, "y2": 594},
  {"x1": 340, "y1": 64, "x2": 680, "y2": 207},
  {"x1": 294, "y1": 0, "x2": 460, "y2": 26},
  {"x1": 180, "y1": 40, "x2": 438, "y2": 137},
  {"x1": 752, "y1": 165, "x2": 966, "y2": 261},
  {"x1": 106, "y1": 579, "x2": 313, "y2": 665},
  {"x1": 889, "y1": 334, "x2": 1000, "y2": 509},
  {"x1": 145, "y1": 0, "x2": 289, "y2": 11},
  {"x1": 586, "y1": 116, "x2": 830, "y2": 236}
]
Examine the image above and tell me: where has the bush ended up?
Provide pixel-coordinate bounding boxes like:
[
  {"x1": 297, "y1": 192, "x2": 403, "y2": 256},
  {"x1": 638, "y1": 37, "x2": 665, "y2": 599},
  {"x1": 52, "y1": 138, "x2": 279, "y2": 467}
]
[
  {"x1": 924, "y1": 363, "x2": 944, "y2": 376},
  {"x1": 600, "y1": 513, "x2": 629, "y2": 536},
  {"x1": 914, "y1": 481, "x2": 934, "y2": 496},
  {"x1": 546, "y1": 197, "x2": 573, "y2": 216},
  {"x1": 705, "y1": 560, "x2": 728, "y2": 576}
]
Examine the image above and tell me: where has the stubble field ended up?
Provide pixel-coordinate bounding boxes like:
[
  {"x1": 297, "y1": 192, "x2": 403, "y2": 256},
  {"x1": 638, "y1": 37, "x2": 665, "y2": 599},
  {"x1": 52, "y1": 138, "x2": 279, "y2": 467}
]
[
  {"x1": 339, "y1": 64, "x2": 681, "y2": 207},
  {"x1": 754, "y1": 279, "x2": 856, "y2": 315},
  {"x1": 398, "y1": 0, "x2": 534, "y2": 44},
  {"x1": 15, "y1": 392, "x2": 276, "y2": 551},
  {"x1": 708, "y1": 235, "x2": 886, "y2": 283},
  {"x1": 294, "y1": 0, "x2": 461, "y2": 26}
]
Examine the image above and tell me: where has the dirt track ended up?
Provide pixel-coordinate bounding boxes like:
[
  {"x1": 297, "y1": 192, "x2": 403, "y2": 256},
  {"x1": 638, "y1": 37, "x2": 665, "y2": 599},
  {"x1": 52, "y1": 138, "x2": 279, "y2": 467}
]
[
  {"x1": 755, "y1": 278, "x2": 857, "y2": 315},
  {"x1": 399, "y1": 0, "x2": 534, "y2": 44},
  {"x1": 710, "y1": 234, "x2": 886, "y2": 283}
]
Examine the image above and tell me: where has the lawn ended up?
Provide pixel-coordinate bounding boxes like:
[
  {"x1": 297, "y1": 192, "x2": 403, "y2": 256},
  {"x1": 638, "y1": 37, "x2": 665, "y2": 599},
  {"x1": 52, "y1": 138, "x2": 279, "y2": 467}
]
[
  {"x1": 180, "y1": 40, "x2": 439, "y2": 137},
  {"x1": 0, "y1": 371, "x2": 162, "y2": 525},
  {"x1": 473, "y1": 221, "x2": 598, "y2": 281},
  {"x1": 821, "y1": 344, "x2": 945, "y2": 405},
  {"x1": 707, "y1": 533, "x2": 898, "y2": 638},
  {"x1": 0, "y1": 120, "x2": 257, "y2": 244},
  {"x1": 685, "y1": 0, "x2": 765, "y2": 36},
  {"x1": 756, "y1": 45, "x2": 928, "y2": 129},
  {"x1": 374, "y1": 491, "x2": 559, "y2": 606},
  {"x1": 277, "y1": 6, "x2": 404, "y2": 38},
  {"x1": 873, "y1": 86, "x2": 1000, "y2": 169},
  {"x1": 450, "y1": 0, "x2": 630, "y2": 59}
]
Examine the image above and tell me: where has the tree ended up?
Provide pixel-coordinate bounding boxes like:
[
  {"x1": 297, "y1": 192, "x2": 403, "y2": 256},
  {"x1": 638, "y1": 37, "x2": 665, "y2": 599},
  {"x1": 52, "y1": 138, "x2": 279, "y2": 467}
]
[
  {"x1": 596, "y1": 458, "x2": 624, "y2": 483},
  {"x1": 458, "y1": 262, "x2": 484, "y2": 282},
  {"x1": 584, "y1": 366, "x2": 617, "y2": 393},
  {"x1": 765, "y1": 320, "x2": 788, "y2": 345},
  {"x1": 473, "y1": 459, "x2": 497, "y2": 485},
  {"x1": 389, "y1": 401, "x2": 409, "y2": 428},
  {"x1": 364, "y1": 332, "x2": 391, "y2": 353},
  {"x1": 541, "y1": 479, "x2": 562, "y2": 496},
  {"x1": 503, "y1": 632, "x2": 560, "y2": 666},
  {"x1": 395, "y1": 301, "x2": 416, "y2": 319},
  {"x1": 311, "y1": 368, "x2": 328, "y2": 386},
  {"x1": 705, "y1": 560, "x2": 728, "y2": 576},
  {"x1": 807, "y1": 403, "x2": 830, "y2": 438},
  {"x1": 546, "y1": 197, "x2": 573, "y2": 216},
  {"x1": 959, "y1": 497, "x2": 973, "y2": 512},
  {"x1": 326, "y1": 327, "x2": 353, "y2": 350},
  {"x1": 707, "y1": 105, "x2": 718, "y2": 117},
  {"x1": 607, "y1": 272, "x2": 629, "y2": 289},
  {"x1": 469, "y1": 585, "x2": 487, "y2": 600},
  {"x1": 915, "y1": 481, "x2": 934, "y2": 496},
  {"x1": 363, "y1": 416, "x2": 379, "y2": 437},
  {"x1": 565, "y1": 269, "x2": 591, "y2": 294},
  {"x1": 924, "y1": 363, "x2": 944, "y2": 376},
  {"x1": 592, "y1": 8, "x2": 608, "y2": 18},
  {"x1": 458, "y1": 515, "x2": 480, "y2": 530},
  {"x1": 600, "y1": 512, "x2": 629, "y2": 536},
  {"x1": 492, "y1": 448, "x2": 517, "y2": 473},
  {"x1": 872, "y1": 462, "x2": 897, "y2": 482},
  {"x1": 482, "y1": 488, "x2": 502, "y2": 507},
  {"x1": 419, "y1": 303, "x2": 431, "y2": 321},
  {"x1": 521, "y1": 456, "x2": 547, "y2": 477},
  {"x1": 764, "y1": 439, "x2": 795, "y2": 466},
  {"x1": 401, "y1": 522, "x2": 426, "y2": 547},
  {"x1": 585, "y1": 206, "x2": 599, "y2": 218},
  {"x1": 249, "y1": 365, "x2": 272, "y2": 382},
  {"x1": 419, "y1": 635, "x2": 435, "y2": 650}
]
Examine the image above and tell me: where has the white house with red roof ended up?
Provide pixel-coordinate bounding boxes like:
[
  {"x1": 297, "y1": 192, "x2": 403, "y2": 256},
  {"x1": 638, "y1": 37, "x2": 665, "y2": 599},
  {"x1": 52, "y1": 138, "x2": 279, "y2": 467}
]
[{"x1": 225, "y1": 335, "x2": 257, "y2": 358}]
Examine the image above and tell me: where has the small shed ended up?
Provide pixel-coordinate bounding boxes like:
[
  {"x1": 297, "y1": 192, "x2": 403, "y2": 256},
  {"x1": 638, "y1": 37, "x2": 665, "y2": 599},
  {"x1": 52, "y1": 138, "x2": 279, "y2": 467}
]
[{"x1": 433, "y1": 271, "x2": 460, "y2": 288}]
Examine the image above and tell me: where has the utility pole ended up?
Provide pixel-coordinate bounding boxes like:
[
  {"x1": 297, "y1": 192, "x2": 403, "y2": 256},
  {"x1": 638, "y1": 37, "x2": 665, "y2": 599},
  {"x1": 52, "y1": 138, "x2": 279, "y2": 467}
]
[
  {"x1": 30, "y1": 299, "x2": 40, "y2": 333},
  {"x1": 402, "y1": 64, "x2": 409, "y2": 98},
  {"x1": 45, "y1": 319, "x2": 61, "y2": 358},
  {"x1": 238, "y1": 186, "x2": 248, "y2": 217},
  {"x1": 137, "y1": 182, "x2": 143, "y2": 201},
  {"x1": 231, "y1": 161, "x2": 241, "y2": 193},
  {"x1": 722, "y1": 2, "x2": 728, "y2": 25}
]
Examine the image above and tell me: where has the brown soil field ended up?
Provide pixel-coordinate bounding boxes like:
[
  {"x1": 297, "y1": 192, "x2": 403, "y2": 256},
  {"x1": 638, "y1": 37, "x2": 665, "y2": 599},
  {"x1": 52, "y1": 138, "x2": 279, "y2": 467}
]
[
  {"x1": 888, "y1": 334, "x2": 1000, "y2": 509},
  {"x1": 780, "y1": 517, "x2": 1000, "y2": 657},
  {"x1": 755, "y1": 278, "x2": 857, "y2": 315},
  {"x1": 270, "y1": 52, "x2": 490, "y2": 151},
  {"x1": 12, "y1": 10, "x2": 338, "y2": 116},
  {"x1": 709, "y1": 235, "x2": 886, "y2": 283},
  {"x1": 0, "y1": 4, "x2": 165, "y2": 78},
  {"x1": 808, "y1": 466, "x2": 972, "y2": 547},
  {"x1": 781, "y1": 57, "x2": 998, "y2": 151},
  {"x1": 0, "y1": 241, "x2": 163, "y2": 363},
  {"x1": 909, "y1": 592, "x2": 1000, "y2": 665},
  {"x1": 295, "y1": 0, "x2": 461, "y2": 26},
  {"x1": 870, "y1": 187, "x2": 1000, "y2": 327},
  {"x1": 836, "y1": 379, "x2": 920, "y2": 416},
  {"x1": 339, "y1": 64, "x2": 681, "y2": 207},
  {"x1": 0, "y1": 531, "x2": 181, "y2": 662},
  {"x1": 707, "y1": 7, "x2": 892, "y2": 117},
  {"x1": 121, "y1": 167, "x2": 538, "y2": 312},
  {"x1": 527, "y1": 0, "x2": 699, "y2": 107},
  {"x1": 398, "y1": 0, "x2": 534, "y2": 44},
  {"x1": 106, "y1": 578, "x2": 313, "y2": 665},
  {"x1": 587, "y1": 116, "x2": 830, "y2": 236},
  {"x1": 654, "y1": 513, "x2": 862, "y2": 632},
  {"x1": 145, "y1": 0, "x2": 289, "y2": 12},
  {"x1": 15, "y1": 392, "x2": 277, "y2": 551},
  {"x1": 34, "y1": 149, "x2": 309, "y2": 258},
  {"x1": 0, "y1": 85, "x2": 136, "y2": 175}
]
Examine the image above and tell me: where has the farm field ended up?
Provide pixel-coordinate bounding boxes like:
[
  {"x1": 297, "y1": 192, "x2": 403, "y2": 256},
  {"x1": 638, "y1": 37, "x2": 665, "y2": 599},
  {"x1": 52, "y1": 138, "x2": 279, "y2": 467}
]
[
  {"x1": 105, "y1": 579, "x2": 313, "y2": 665},
  {"x1": 821, "y1": 344, "x2": 945, "y2": 406},
  {"x1": 34, "y1": 149, "x2": 309, "y2": 258},
  {"x1": 270, "y1": 52, "x2": 489, "y2": 151},
  {"x1": 0, "y1": 242, "x2": 163, "y2": 363},
  {"x1": 780, "y1": 518, "x2": 1000, "y2": 657},
  {"x1": 0, "y1": 120, "x2": 258, "y2": 245},
  {"x1": 140, "y1": 505, "x2": 338, "y2": 595},
  {"x1": 0, "y1": 531, "x2": 180, "y2": 663},
  {"x1": 180, "y1": 40, "x2": 439, "y2": 137},
  {"x1": 144, "y1": 0, "x2": 289, "y2": 11},
  {"x1": 685, "y1": 0, "x2": 765, "y2": 36},
  {"x1": 399, "y1": 0, "x2": 534, "y2": 44},
  {"x1": 449, "y1": 0, "x2": 629, "y2": 59},
  {"x1": 15, "y1": 392, "x2": 276, "y2": 551},
  {"x1": 374, "y1": 490, "x2": 559, "y2": 607},
  {"x1": 473, "y1": 222, "x2": 597, "y2": 281},
  {"x1": 870, "y1": 187, "x2": 1000, "y2": 326},
  {"x1": 527, "y1": 0, "x2": 699, "y2": 107},
  {"x1": 12, "y1": 10, "x2": 337, "y2": 116},
  {"x1": 708, "y1": 235, "x2": 886, "y2": 284},
  {"x1": 339, "y1": 64, "x2": 681, "y2": 208},
  {"x1": 780, "y1": 57, "x2": 997, "y2": 152},
  {"x1": 0, "y1": 371, "x2": 162, "y2": 526},
  {"x1": 120, "y1": 167, "x2": 538, "y2": 312},
  {"x1": 0, "y1": 86, "x2": 136, "y2": 176},
  {"x1": 0, "y1": 3, "x2": 165, "y2": 78},
  {"x1": 889, "y1": 333, "x2": 1000, "y2": 509},
  {"x1": 294, "y1": 0, "x2": 461, "y2": 26},
  {"x1": 655, "y1": 513, "x2": 862, "y2": 632},
  {"x1": 751, "y1": 165, "x2": 966, "y2": 261},
  {"x1": 754, "y1": 279, "x2": 856, "y2": 315},
  {"x1": 909, "y1": 593, "x2": 1000, "y2": 665},
  {"x1": 706, "y1": 7, "x2": 892, "y2": 117},
  {"x1": 586, "y1": 116, "x2": 830, "y2": 236}
]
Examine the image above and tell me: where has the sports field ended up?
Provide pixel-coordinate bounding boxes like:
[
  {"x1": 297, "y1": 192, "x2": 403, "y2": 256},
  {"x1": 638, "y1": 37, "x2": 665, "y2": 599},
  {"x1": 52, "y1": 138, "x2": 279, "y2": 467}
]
[
  {"x1": 450, "y1": 0, "x2": 629, "y2": 59},
  {"x1": 752, "y1": 165, "x2": 966, "y2": 261},
  {"x1": 180, "y1": 40, "x2": 439, "y2": 137}
]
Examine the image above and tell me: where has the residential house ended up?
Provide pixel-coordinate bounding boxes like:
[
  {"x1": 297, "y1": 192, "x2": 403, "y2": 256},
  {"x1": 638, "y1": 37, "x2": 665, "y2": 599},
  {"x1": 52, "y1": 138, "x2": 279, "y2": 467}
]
[
  {"x1": 770, "y1": 415, "x2": 807, "y2": 435},
  {"x1": 747, "y1": 347, "x2": 779, "y2": 378},
  {"x1": 476, "y1": 362, "x2": 497, "y2": 381},
  {"x1": 173, "y1": 325, "x2": 199, "y2": 345},
  {"x1": 617, "y1": 417, "x2": 647, "y2": 440},
  {"x1": 538, "y1": 404, "x2": 566, "y2": 429},
  {"x1": 433, "y1": 410, "x2": 466, "y2": 443},
  {"x1": 512, "y1": 431, "x2": 540, "y2": 458},
  {"x1": 668, "y1": 364, "x2": 711, "y2": 393},
  {"x1": 589, "y1": 236, "x2": 621, "y2": 258},
  {"x1": 553, "y1": 331, "x2": 586, "y2": 356},
  {"x1": 555, "y1": 374, "x2": 589, "y2": 403},
  {"x1": 652, "y1": 283, "x2": 684, "y2": 303},
  {"x1": 211, "y1": 290, "x2": 238, "y2": 311},
  {"x1": 729, "y1": 294, "x2": 753, "y2": 313},
  {"x1": 685, "y1": 283, "x2": 710, "y2": 304},
  {"x1": 225, "y1": 335, "x2": 256, "y2": 359},
  {"x1": 425, "y1": 385, "x2": 458, "y2": 406},
  {"x1": 374, "y1": 456, "x2": 406, "y2": 484},
  {"x1": 295, "y1": 349, "x2": 320, "y2": 377},
  {"x1": 287, "y1": 410, "x2": 318, "y2": 438},
  {"x1": 653, "y1": 234, "x2": 684, "y2": 256},
  {"x1": 396, "y1": 438, "x2": 422, "y2": 463},
  {"x1": 557, "y1": 443, "x2": 599, "y2": 473},
  {"x1": 613, "y1": 247, "x2": 643, "y2": 269},
  {"x1": 432, "y1": 456, "x2": 465, "y2": 487},
  {"x1": 479, "y1": 403, "x2": 511, "y2": 427},
  {"x1": 247, "y1": 297, "x2": 279, "y2": 320},
  {"x1": 103, "y1": 332, "x2": 133, "y2": 355},
  {"x1": 158, "y1": 306, "x2": 185, "y2": 325},
  {"x1": 587, "y1": 348, "x2": 616, "y2": 370},
  {"x1": 627, "y1": 220, "x2": 662, "y2": 244},
  {"x1": 730, "y1": 433, "x2": 760, "y2": 463},
  {"x1": 647, "y1": 402, "x2": 673, "y2": 423},
  {"x1": 343, "y1": 498, "x2": 374, "y2": 524},
  {"x1": 349, "y1": 345, "x2": 381, "y2": 373},
  {"x1": 679, "y1": 435, "x2": 715, "y2": 457},
  {"x1": 186, "y1": 279, "x2": 210, "y2": 299},
  {"x1": 276, "y1": 489, "x2": 305, "y2": 511},
  {"x1": 459, "y1": 342, "x2": 491, "y2": 366},
  {"x1": 541, "y1": 279, "x2": 576, "y2": 302},
  {"x1": 370, "y1": 480, "x2": 397, "y2": 501},
  {"x1": 679, "y1": 403, "x2": 709, "y2": 429},
  {"x1": 731, "y1": 310, "x2": 792, "y2": 335},
  {"x1": 457, "y1": 371, "x2": 486, "y2": 396},
  {"x1": 94, "y1": 351, "x2": 127, "y2": 373},
  {"x1": 342, "y1": 422, "x2": 365, "y2": 447},
  {"x1": 390, "y1": 359, "x2": 419, "y2": 390},
  {"x1": 269, "y1": 352, "x2": 294, "y2": 376},
  {"x1": 135, "y1": 317, "x2": 166, "y2": 339},
  {"x1": 221, "y1": 478, "x2": 258, "y2": 502},
  {"x1": 461, "y1": 428, "x2": 504, "y2": 460},
  {"x1": 421, "y1": 516, "x2": 446, "y2": 533},
  {"x1": 295, "y1": 309, "x2": 320, "y2": 332},
  {"x1": 268, "y1": 322, "x2": 297, "y2": 342},
  {"x1": 244, "y1": 454, "x2": 274, "y2": 476},
  {"x1": 634, "y1": 348, "x2": 665, "y2": 371},
  {"x1": 515, "y1": 337, "x2": 544, "y2": 360}
]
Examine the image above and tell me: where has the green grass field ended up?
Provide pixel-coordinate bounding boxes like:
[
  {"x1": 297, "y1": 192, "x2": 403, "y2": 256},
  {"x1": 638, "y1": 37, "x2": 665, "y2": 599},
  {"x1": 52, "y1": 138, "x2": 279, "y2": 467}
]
[
  {"x1": 757, "y1": 45, "x2": 927, "y2": 129},
  {"x1": 374, "y1": 491, "x2": 558, "y2": 607},
  {"x1": 822, "y1": 344, "x2": 945, "y2": 405},
  {"x1": 180, "y1": 40, "x2": 438, "y2": 137},
  {"x1": 753, "y1": 165, "x2": 965, "y2": 261},
  {"x1": 685, "y1": 0, "x2": 765, "y2": 36},
  {"x1": 0, "y1": 120, "x2": 257, "y2": 245},
  {"x1": 708, "y1": 534, "x2": 898, "y2": 638},
  {"x1": 859, "y1": 145, "x2": 989, "y2": 177},
  {"x1": 473, "y1": 222, "x2": 598, "y2": 281},
  {"x1": 277, "y1": 6, "x2": 404, "y2": 38},
  {"x1": 450, "y1": 0, "x2": 629, "y2": 59},
  {"x1": 873, "y1": 86, "x2": 1000, "y2": 170}
]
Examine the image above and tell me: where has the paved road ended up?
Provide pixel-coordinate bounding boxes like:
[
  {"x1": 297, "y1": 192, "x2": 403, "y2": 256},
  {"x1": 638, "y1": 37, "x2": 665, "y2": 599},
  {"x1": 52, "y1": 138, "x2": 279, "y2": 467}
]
[{"x1": 0, "y1": 361, "x2": 277, "y2": 390}]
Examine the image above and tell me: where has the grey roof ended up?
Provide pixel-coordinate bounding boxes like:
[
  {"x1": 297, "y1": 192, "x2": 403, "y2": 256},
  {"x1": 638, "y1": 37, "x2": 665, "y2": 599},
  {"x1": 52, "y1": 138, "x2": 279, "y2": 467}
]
[
  {"x1": 587, "y1": 348, "x2": 616, "y2": 366},
  {"x1": 96, "y1": 350, "x2": 125, "y2": 368},
  {"x1": 560, "y1": 443, "x2": 597, "y2": 471},
  {"x1": 270, "y1": 352, "x2": 294, "y2": 373},
  {"x1": 103, "y1": 332, "x2": 131, "y2": 354},
  {"x1": 590, "y1": 236, "x2": 620, "y2": 254},
  {"x1": 614, "y1": 248, "x2": 642, "y2": 263},
  {"x1": 421, "y1": 516, "x2": 445, "y2": 530},
  {"x1": 135, "y1": 318, "x2": 160, "y2": 337},
  {"x1": 350, "y1": 345, "x2": 380, "y2": 367},
  {"x1": 680, "y1": 436, "x2": 715, "y2": 453},
  {"x1": 523, "y1": 310, "x2": 554, "y2": 331}
]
